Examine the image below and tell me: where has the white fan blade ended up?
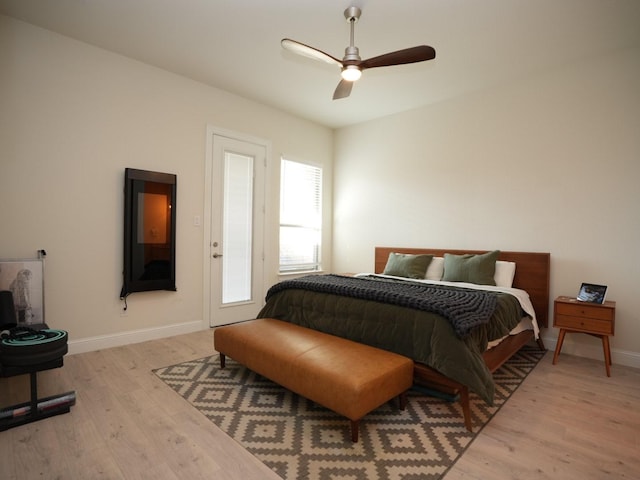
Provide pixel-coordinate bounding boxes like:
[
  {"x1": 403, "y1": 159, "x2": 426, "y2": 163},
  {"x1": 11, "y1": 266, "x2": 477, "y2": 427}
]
[{"x1": 281, "y1": 38, "x2": 342, "y2": 67}]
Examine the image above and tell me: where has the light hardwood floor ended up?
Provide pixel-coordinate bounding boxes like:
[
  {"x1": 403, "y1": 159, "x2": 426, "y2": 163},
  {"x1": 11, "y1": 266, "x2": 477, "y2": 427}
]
[{"x1": 1, "y1": 330, "x2": 638, "y2": 479}]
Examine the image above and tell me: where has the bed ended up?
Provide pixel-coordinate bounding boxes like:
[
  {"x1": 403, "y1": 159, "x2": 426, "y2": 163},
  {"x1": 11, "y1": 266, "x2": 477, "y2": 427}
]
[{"x1": 257, "y1": 247, "x2": 550, "y2": 430}]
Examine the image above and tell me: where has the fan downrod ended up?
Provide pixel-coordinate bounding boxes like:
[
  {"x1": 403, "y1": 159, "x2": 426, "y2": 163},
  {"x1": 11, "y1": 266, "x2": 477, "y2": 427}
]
[{"x1": 342, "y1": 6, "x2": 362, "y2": 63}]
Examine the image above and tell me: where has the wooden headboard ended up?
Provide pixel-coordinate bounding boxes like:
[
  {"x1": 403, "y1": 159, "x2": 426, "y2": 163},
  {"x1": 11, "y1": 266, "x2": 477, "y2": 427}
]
[{"x1": 374, "y1": 247, "x2": 551, "y2": 327}]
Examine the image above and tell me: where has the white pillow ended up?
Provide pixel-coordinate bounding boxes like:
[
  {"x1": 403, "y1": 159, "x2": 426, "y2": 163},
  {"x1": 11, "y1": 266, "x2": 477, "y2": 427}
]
[
  {"x1": 425, "y1": 257, "x2": 444, "y2": 280},
  {"x1": 494, "y1": 260, "x2": 516, "y2": 288}
]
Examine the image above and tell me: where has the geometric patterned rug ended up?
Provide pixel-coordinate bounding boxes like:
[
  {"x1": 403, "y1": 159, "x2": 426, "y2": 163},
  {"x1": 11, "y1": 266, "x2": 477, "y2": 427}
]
[{"x1": 154, "y1": 345, "x2": 545, "y2": 480}]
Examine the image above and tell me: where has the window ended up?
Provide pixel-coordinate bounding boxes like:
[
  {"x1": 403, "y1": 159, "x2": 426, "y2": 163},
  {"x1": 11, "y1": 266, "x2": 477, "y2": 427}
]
[{"x1": 279, "y1": 158, "x2": 322, "y2": 273}]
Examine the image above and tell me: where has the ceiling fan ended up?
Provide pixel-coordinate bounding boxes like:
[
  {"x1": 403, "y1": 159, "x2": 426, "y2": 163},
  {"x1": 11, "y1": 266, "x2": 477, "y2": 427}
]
[{"x1": 281, "y1": 6, "x2": 436, "y2": 100}]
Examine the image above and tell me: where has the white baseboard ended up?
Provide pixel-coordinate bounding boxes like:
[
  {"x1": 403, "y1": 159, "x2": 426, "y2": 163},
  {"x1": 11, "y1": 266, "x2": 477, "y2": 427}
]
[
  {"x1": 67, "y1": 320, "x2": 208, "y2": 355},
  {"x1": 66, "y1": 325, "x2": 640, "y2": 370},
  {"x1": 541, "y1": 333, "x2": 640, "y2": 370}
]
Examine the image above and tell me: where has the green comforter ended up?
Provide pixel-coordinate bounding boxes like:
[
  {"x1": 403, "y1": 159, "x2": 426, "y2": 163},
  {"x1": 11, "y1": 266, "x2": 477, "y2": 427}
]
[{"x1": 257, "y1": 281, "x2": 524, "y2": 404}]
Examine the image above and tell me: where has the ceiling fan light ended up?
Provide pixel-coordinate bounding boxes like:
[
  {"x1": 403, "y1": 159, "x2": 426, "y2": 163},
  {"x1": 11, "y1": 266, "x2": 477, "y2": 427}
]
[{"x1": 341, "y1": 65, "x2": 362, "y2": 82}]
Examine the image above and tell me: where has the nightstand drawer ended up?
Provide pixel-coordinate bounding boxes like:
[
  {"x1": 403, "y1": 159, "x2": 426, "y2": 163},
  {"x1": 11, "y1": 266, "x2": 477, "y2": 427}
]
[
  {"x1": 554, "y1": 314, "x2": 613, "y2": 334},
  {"x1": 555, "y1": 302, "x2": 614, "y2": 321}
]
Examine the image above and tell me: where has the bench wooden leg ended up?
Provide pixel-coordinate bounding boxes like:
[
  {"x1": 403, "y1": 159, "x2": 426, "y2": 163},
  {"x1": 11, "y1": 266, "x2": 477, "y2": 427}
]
[
  {"x1": 219, "y1": 353, "x2": 226, "y2": 368},
  {"x1": 350, "y1": 420, "x2": 359, "y2": 443},
  {"x1": 351, "y1": 391, "x2": 409, "y2": 443},
  {"x1": 399, "y1": 391, "x2": 407, "y2": 410}
]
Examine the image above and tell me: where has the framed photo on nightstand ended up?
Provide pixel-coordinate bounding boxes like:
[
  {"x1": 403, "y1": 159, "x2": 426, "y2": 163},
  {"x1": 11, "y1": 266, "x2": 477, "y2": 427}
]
[{"x1": 577, "y1": 282, "x2": 607, "y2": 304}]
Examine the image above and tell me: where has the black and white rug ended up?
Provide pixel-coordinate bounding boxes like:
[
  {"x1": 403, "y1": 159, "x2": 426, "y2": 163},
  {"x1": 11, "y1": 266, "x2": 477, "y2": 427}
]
[{"x1": 154, "y1": 345, "x2": 545, "y2": 479}]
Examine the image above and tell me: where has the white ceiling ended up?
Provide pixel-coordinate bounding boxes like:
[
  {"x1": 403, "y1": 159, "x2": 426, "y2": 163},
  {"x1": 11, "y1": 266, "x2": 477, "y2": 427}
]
[{"x1": 2, "y1": 0, "x2": 639, "y2": 128}]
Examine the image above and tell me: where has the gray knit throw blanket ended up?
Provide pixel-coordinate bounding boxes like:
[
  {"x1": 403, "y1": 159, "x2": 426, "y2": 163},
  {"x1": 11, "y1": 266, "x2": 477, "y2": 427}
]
[{"x1": 265, "y1": 274, "x2": 498, "y2": 338}]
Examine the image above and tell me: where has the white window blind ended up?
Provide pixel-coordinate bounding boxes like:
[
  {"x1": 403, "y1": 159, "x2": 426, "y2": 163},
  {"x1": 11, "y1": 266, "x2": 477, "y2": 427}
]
[{"x1": 279, "y1": 158, "x2": 322, "y2": 272}]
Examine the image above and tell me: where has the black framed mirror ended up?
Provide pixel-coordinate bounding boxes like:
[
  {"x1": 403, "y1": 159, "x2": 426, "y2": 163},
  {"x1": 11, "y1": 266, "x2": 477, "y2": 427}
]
[{"x1": 120, "y1": 168, "x2": 176, "y2": 298}]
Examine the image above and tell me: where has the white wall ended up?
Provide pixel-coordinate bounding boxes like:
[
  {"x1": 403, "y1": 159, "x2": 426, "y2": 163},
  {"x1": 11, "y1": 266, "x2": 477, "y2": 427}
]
[
  {"x1": 3, "y1": 13, "x2": 639, "y2": 369},
  {"x1": 0, "y1": 16, "x2": 333, "y2": 352},
  {"x1": 333, "y1": 46, "x2": 640, "y2": 368}
]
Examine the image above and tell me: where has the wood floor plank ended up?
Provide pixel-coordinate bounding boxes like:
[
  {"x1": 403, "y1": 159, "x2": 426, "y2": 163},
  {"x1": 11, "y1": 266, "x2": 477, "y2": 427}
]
[
  {"x1": 445, "y1": 353, "x2": 640, "y2": 480},
  {"x1": 1, "y1": 330, "x2": 638, "y2": 480}
]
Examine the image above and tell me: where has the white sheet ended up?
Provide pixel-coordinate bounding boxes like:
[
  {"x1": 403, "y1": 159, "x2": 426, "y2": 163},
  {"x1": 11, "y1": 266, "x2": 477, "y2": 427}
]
[{"x1": 354, "y1": 273, "x2": 540, "y2": 340}]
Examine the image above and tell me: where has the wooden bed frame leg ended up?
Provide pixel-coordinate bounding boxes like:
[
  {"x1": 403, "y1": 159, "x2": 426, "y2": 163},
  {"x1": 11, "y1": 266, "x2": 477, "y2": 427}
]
[
  {"x1": 460, "y1": 386, "x2": 473, "y2": 432},
  {"x1": 350, "y1": 420, "x2": 359, "y2": 443},
  {"x1": 536, "y1": 336, "x2": 546, "y2": 351},
  {"x1": 219, "y1": 353, "x2": 226, "y2": 368}
]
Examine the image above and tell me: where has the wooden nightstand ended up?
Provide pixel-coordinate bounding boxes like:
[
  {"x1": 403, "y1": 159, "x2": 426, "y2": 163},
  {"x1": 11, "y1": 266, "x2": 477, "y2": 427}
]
[{"x1": 552, "y1": 295, "x2": 616, "y2": 376}]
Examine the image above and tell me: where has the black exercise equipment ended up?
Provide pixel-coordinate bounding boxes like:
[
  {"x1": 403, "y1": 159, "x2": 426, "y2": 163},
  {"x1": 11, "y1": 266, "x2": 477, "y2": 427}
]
[{"x1": 0, "y1": 290, "x2": 75, "y2": 431}]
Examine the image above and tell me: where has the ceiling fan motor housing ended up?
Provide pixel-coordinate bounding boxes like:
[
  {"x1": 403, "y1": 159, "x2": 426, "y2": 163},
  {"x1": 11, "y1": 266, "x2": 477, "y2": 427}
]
[{"x1": 343, "y1": 45, "x2": 361, "y2": 63}]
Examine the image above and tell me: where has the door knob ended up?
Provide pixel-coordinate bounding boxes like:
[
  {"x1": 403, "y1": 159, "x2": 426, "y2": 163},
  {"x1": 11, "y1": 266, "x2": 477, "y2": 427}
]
[{"x1": 212, "y1": 253, "x2": 223, "y2": 258}]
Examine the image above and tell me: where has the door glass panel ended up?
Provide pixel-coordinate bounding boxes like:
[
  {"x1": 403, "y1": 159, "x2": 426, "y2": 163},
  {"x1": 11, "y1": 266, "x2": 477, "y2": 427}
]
[{"x1": 222, "y1": 151, "x2": 254, "y2": 304}]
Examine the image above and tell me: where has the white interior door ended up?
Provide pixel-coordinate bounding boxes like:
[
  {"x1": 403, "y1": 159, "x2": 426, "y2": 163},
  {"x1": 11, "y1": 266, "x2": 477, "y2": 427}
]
[{"x1": 208, "y1": 133, "x2": 265, "y2": 327}]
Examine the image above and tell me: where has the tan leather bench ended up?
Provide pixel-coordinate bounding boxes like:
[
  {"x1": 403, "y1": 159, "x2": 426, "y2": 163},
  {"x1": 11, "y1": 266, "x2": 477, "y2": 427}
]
[{"x1": 213, "y1": 318, "x2": 414, "y2": 442}]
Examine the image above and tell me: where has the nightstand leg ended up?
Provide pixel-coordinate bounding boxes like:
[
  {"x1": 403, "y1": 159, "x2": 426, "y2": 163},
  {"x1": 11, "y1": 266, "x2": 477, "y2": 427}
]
[
  {"x1": 552, "y1": 329, "x2": 567, "y2": 365},
  {"x1": 602, "y1": 335, "x2": 612, "y2": 377}
]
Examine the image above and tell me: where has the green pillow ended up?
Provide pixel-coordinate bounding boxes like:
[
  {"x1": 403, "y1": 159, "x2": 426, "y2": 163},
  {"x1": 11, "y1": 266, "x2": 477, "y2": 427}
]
[
  {"x1": 382, "y1": 253, "x2": 433, "y2": 279},
  {"x1": 442, "y1": 250, "x2": 500, "y2": 285}
]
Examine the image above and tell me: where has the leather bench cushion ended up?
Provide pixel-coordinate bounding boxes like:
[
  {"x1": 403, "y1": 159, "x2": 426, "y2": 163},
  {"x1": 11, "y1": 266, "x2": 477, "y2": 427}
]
[{"x1": 214, "y1": 318, "x2": 413, "y2": 420}]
